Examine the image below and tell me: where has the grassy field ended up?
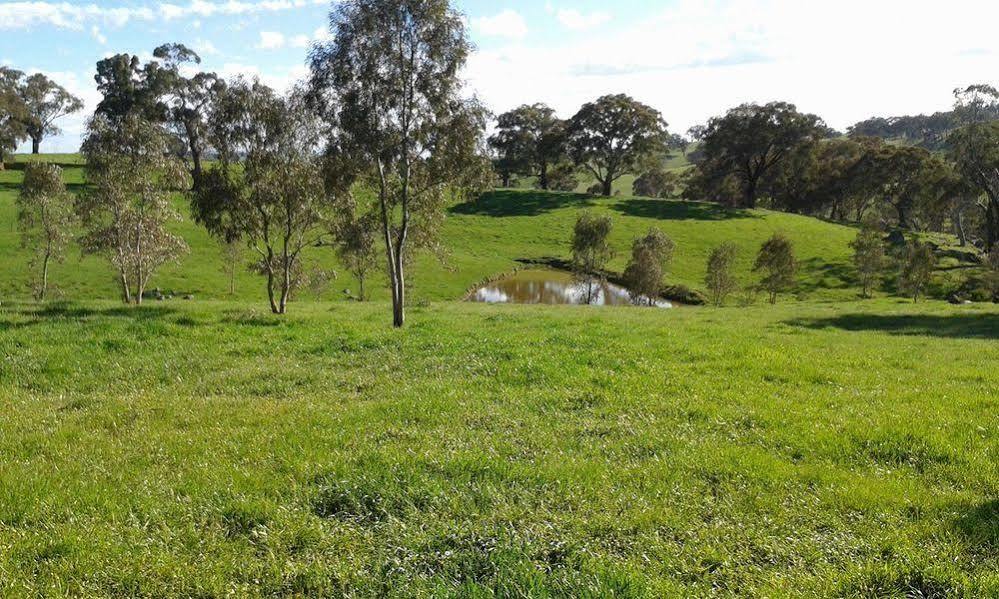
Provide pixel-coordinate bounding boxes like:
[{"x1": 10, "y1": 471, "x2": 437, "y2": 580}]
[
  {"x1": 2, "y1": 154, "x2": 997, "y2": 596},
  {"x1": 3, "y1": 153, "x2": 875, "y2": 305},
  {"x1": 1, "y1": 299, "x2": 997, "y2": 596}
]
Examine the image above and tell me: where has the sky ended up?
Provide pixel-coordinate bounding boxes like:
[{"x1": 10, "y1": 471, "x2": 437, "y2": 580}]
[{"x1": 2, "y1": 0, "x2": 998, "y2": 153}]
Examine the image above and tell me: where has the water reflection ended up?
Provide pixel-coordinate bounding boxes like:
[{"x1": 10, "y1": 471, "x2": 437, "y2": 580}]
[{"x1": 470, "y1": 269, "x2": 672, "y2": 308}]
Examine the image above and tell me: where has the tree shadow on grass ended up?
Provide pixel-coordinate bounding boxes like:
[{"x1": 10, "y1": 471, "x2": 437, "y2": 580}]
[
  {"x1": 0, "y1": 302, "x2": 181, "y2": 331},
  {"x1": 611, "y1": 198, "x2": 759, "y2": 221},
  {"x1": 795, "y1": 258, "x2": 860, "y2": 293},
  {"x1": 785, "y1": 313, "x2": 999, "y2": 340},
  {"x1": 954, "y1": 501, "x2": 999, "y2": 549},
  {"x1": 449, "y1": 190, "x2": 594, "y2": 217}
]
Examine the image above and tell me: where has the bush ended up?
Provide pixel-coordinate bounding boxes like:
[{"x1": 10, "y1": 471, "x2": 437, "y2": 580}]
[
  {"x1": 753, "y1": 233, "x2": 797, "y2": 304},
  {"x1": 662, "y1": 284, "x2": 708, "y2": 305},
  {"x1": 897, "y1": 241, "x2": 936, "y2": 302},
  {"x1": 586, "y1": 183, "x2": 604, "y2": 196},
  {"x1": 623, "y1": 228, "x2": 675, "y2": 306},
  {"x1": 633, "y1": 168, "x2": 681, "y2": 198},
  {"x1": 545, "y1": 163, "x2": 579, "y2": 192},
  {"x1": 704, "y1": 242, "x2": 739, "y2": 306}
]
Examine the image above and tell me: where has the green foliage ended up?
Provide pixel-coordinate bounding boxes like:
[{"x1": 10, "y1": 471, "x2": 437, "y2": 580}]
[
  {"x1": 489, "y1": 103, "x2": 566, "y2": 191},
  {"x1": 545, "y1": 162, "x2": 579, "y2": 192},
  {"x1": 0, "y1": 66, "x2": 29, "y2": 166},
  {"x1": 687, "y1": 101, "x2": 828, "y2": 208},
  {"x1": 623, "y1": 228, "x2": 674, "y2": 305},
  {"x1": 571, "y1": 212, "x2": 614, "y2": 304},
  {"x1": 309, "y1": 0, "x2": 488, "y2": 327},
  {"x1": 897, "y1": 240, "x2": 937, "y2": 302},
  {"x1": 632, "y1": 167, "x2": 681, "y2": 199},
  {"x1": 753, "y1": 233, "x2": 797, "y2": 304},
  {"x1": 79, "y1": 114, "x2": 190, "y2": 304},
  {"x1": 567, "y1": 94, "x2": 669, "y2": 197},
  {"x1": 16, "y1": 162, "x2": 75, "y2": 299},
  {"x1": 17, "y1": 72, "x2": 84, "y2": 154},
  {"x1": 705, "y1": 242, "x2": 739, "y2": 306},
  {"x1": 949, "y1": 121, "x2": 999, "y2": 249},
  {"x1": 850, "y1": 222, "x2": 886, "y2": 298}
]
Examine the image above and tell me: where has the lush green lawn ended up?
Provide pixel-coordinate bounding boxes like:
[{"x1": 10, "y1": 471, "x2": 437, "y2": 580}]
[{"x1": 1, "y1": 299, "x2": 997, "y2": 596}]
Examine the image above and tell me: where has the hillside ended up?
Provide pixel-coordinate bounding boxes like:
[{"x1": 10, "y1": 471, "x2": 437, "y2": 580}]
[{"x1": 1, "y1": 154, "x2": 867, "y2": 305}]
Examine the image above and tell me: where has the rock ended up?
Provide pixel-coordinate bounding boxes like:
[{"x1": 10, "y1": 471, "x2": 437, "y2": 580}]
[{"x1": 183, "y1": 294, "x2": 194, "y2": 301}]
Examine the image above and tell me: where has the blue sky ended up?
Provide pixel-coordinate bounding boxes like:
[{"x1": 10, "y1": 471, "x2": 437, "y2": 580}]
[{"x1": 2, "y1": 0, "x2": 998, "y2": 153}]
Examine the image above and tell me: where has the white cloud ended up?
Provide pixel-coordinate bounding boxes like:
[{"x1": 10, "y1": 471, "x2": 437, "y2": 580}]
[
  {"x1": 194, "y1": 39, "x2": 219, "y2": 56},
  {"x1": 551, "y1": 8, "x2": 611, "y2": 32},
  {"x1": 472, "y1": 10, "x2": 528, "y2": 40},
  {"x1": 91, "y1": 25, "x2": 107, "y2": 45},
  {"x1": 467, "y1": 0, "x2": 999, "y2": 134},
  {"x1": 313, "y1": 25, "x2": 332, "y2": 42},
  {"x1": 0, "y1": 0, "x2": 328, "y2": 30},
  {"x1": 290, "y1": 34, "x2": 311, "y2": 48},
  {"x1": 257, "y1": 31, "x2": 286, "y2": 50}
]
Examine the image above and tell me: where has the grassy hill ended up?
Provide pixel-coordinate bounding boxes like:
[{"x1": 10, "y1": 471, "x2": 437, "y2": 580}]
[
  {"x1": 2, "y1": 154, "x2": 869, "y2": 305},
  {"x1": 3, "y1": 153, "x2": 997, "y2": 595}
]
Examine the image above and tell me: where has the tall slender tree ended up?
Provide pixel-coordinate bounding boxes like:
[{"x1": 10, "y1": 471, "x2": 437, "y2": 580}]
[
  {"x1": 16, "y1": 162, "x2": 75, "y2": 299},
  {"x1": 309, "y1": 0, "x2": 490, "y2": 327}
]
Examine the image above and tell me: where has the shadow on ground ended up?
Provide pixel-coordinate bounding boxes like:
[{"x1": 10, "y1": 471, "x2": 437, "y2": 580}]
[
  {"x1": 0, "y1": 302, "x2": 181, "y2": 331},
  {"x1": 955, "y1": 501, "x2": 999, "y2": 549},
  {"x1": 611, "y1": 198, "x2": 758, "y2": 221},
  {"x1": 785, "y1": 313, "x2": 999, "y2": 340},
  {"x1": 450, "y1": 190, "x2": 594, "y2": 217}
]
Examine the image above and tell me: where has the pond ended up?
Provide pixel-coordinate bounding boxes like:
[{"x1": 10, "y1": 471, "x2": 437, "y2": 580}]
[{"x1": 469, "y1": 269, "x2": 673, "y2": 308}]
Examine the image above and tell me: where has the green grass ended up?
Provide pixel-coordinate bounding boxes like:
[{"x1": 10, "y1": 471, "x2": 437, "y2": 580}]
[
  {"x1": 2, "y1": 153, "x2": 867, "y2": 305},
  {"x1": 2, "y1": 154, "x2": 996, "y2": 595},
  {"x1": 1, "y1": 299, "x2": 997, "y2": 596}
]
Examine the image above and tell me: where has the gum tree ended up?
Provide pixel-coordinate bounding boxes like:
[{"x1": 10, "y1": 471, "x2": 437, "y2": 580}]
[
  {"x1": 567, "y1": 94, "x2": 669, "y2": 197},
  {"x1": 309, "y1": 0, "x2": 490, "y2": 327},
  {"x1": 18, "y1": 73, "x2": 84, "y2": 154},
  {"x1": 79, "y1": 114, "x2": 190, "y2": 304},
  {"x1": 16, "y1": 162, "x2": 75, "y2": 299}
]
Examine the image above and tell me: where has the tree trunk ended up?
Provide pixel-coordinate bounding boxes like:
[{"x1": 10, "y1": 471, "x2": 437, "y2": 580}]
[
  {"x1": 953, "y1": 208, "x2": 968, "y2": 247},
  {"x1": 191, "y1": 146, "x2": 203, "y2": 190},
  {"x1": 986, "y1": 198, "x2": 999, "y2": 251},
  {"x1": 120, "y1": 272, "x2": 131, "y2": 304},
  {"x1": 40, "y1": 252, "x2": 50, "y2": 300},
  {"x1": 601, "y1": 179, "x2": 612, "y2": 197},
  {"x1": 391, "y1": 251, "x2": 405, "y2": 328},
  {"x1": 539, "y1": 163, "x2": 549, "y2": 190},
  {"x1": 266, "y1": 269, "x2": 279, "y2": 314},
  {"x1": 31, "y1": 137, "x2": 41, "y2": 155},
  {"x1": 743, "y1": 179, "x2": 758, "y2": 209},
  {"x1": 358, "y1": 275, "x2": 366, "y2": 302},
  {"x1": 501, "y1": 172, "x2": 511, "y2": 188},
  {"x1": 279, "y1": 260, "x2": 291, "y2": 315}
]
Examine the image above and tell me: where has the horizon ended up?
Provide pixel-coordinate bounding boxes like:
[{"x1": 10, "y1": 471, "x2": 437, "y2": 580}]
[{"x1": 2, "y1": 0, "x2": 999, "y2": 153}]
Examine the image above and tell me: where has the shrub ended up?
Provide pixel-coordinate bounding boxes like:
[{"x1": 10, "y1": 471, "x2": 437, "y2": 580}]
[
  {"x1": 633, "y1": 168, "x2": 681, "y2": 198},
  {"x1": 850, "y1": 222, "x2": 886, "y2": 298},
  {"x1": 623, "y1": 228, "x2": 675, "y2": 305},
  {"x1": 545, "y1": 163, "x2": 579, "y2": 192},
  {"x1": 897, "y1": 241, "x2": 936, "y2": 302},
  {"x1": 753, "y1": 233, "x2": 797, "y2": 304},
  {"x1": 704, "y1": 242, "x2": 739, "y2": 306}
]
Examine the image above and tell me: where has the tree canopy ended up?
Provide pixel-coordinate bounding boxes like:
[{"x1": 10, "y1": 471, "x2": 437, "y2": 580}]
[{"x1": 567, "y1": 94, "x2": 669, "y2": 197}]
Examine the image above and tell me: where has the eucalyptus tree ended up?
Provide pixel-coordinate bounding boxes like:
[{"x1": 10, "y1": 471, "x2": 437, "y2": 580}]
[
  {"x1": 16, "y1": 162, "x2": 75, "y2": 299},
  {"x1": 688, "y1": 102, "x2": 827, "y2": 208},
  {"x1": 18, "y1": 73, "x2": 83, "y2": 154},
  {"x1": 489, "y1": 103, "x2": 566, "y2": 190},
  {"x1": 0, "y1": 67, "x2": 28, "y2": 169},
  {"x1": 705, "y1": 242, "x2": 739, "y2": 306},
  {"x1": 567, "y1": 94, "x2": 669, "y2": 197},
  {"x1": 570, "y1": 212, "x2": 614, "y2": 305},
  {"x1": 623, "y1": 228, "x2": 674, "y2": 306},
  {"x1": 192, "y1": 80, "x2": 331, "y2": 314},
  {"x1": 79, "y1": 114, "x2": 190, "y2": 304},
  {"x1": 153, "y1": 43, "x2": 221, "y2": 188},
  {"x1": 850, "y1": 221, "x2": 886, "y2": 298},
  {"x1": 309, "y1": 0, "x2": 490, "y2": 327},
  {"x1": 754, "y1": 233, "x2": 797, "y2": 304},
  {"x1": 949, "y1": 121, "x2": 999, "y2": 250}
]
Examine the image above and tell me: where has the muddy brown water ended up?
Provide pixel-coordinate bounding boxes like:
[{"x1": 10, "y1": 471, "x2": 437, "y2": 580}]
[{"x1": 469, "y1": 269, "x2": 673, "y2": 308}]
